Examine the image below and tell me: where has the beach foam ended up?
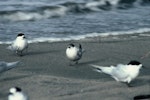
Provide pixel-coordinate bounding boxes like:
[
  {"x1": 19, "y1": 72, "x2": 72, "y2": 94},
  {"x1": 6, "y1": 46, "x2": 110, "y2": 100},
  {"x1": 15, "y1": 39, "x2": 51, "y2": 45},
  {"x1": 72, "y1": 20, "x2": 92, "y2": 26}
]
[
  {"x1": 0, "y1": 0, "x2": 149, "y2": 21},
  {"x1": 1, "y1": 28, "x2": 150, "y2": 44}
]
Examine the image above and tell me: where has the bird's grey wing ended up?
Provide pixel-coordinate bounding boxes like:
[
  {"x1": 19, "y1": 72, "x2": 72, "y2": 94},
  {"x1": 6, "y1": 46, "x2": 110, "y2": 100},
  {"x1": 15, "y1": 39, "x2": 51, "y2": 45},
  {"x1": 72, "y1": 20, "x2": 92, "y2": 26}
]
[
  {"x1": 6, "y1": 61, "x2": 20, "y2": 67},
  {"x1": 0, "y1": 66, "x2": 9, "y2": 73},
  {"x1": 0, "y1": 61, "x2": 8, "y2": 73},
  {"x1": 0, "y1": 61, "x2": 20, "y2": 73},
  {"x1": 0, "y1": 61, "x2": 8, "y2": 67},
  {"x1": 7, "y1": 42, "x2": 17, "y2": 51},
  {"x1": 77, "y1": 50, "x2": 82, "y2": 57},
  {"x1": 6, "y1": 45, "x2": 13, "y2": 50}
]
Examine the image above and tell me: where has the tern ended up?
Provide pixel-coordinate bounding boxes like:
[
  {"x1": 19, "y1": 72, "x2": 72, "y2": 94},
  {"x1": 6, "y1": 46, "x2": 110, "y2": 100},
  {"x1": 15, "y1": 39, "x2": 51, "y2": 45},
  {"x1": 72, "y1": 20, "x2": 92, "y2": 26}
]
[
  {"x1": 90, "y1": 60, "x2": 143, "y2": 87},
  {"x1": 66, "y1": 43, "x2": 84, "y2": 65},
  {"x1": 7, "y1": 33, "x2": 28, "y2": 56},
  {"x1": 8, "y1": 87, "x2": 29, "y2": 100}
]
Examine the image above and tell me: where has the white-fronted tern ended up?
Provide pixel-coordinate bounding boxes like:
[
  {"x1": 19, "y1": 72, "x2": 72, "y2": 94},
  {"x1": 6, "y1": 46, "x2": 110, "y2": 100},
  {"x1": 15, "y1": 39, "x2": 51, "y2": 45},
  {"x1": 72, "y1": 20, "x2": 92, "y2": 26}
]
[
  {"x1": 66, "y1": 43, "x2": 84, "y2": 65},
  {"x1": 7, "y1": 33, "x2": 28, "y2": 56},
  {"x1": 8, "y1": 87, "x2": 28, "y2": 100},
  {"x1": 90, "y1": 60, "x2": 143, "y2": 87}
]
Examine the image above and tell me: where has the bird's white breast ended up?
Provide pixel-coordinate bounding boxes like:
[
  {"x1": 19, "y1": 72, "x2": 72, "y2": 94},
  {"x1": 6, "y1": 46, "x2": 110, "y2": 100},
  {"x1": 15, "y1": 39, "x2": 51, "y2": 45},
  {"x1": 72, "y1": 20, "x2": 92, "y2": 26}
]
[
  {"x1": 125, "y1": 65, "x2": 140, "y2": 79},
  {"x1": 111, "y1": 65, "x2": 140, "y2": 83},
  {"x1": 66, "y1": 47, "x2": 78, "y2": 60},
  {"x1": 8, "y1": 92, "x2": 27, "y2": 100},
  {"x1": 13, "y1": 38, "x2": 27, "y2": 51}
]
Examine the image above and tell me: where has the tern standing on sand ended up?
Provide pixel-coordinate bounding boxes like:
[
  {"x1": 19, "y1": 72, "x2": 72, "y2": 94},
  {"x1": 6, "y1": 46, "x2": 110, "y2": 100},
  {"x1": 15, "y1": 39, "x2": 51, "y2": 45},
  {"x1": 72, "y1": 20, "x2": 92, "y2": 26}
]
[
  {"x1": 90, "y1": 60, "x2": 143, "y2": 87},
  {"x1": 66, "y1": 43, "x2": 84, "y2": 65},
  {"x1": 7, "y1": 33, "x2": 28, "y2": 56},
  {"x1": 8, "y1": 87, "x2": 28, "y2": 100}
]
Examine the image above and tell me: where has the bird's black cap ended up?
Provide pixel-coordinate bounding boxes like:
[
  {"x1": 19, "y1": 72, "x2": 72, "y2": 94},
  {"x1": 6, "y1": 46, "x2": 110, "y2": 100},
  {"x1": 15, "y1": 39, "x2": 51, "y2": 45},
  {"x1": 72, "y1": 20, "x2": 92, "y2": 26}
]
[
  {"x1": 127, "y1": 60, "x2": 141, "y2": 65},
  {"x1": 17, "y1": 33, "x2": 24, "y2": 36},
  {"x1": 15, "y1": 87, "x2": 22, "y2": 92},
  {"x1": 69, "y1": 43, "x2": 75, "y2": 47}
]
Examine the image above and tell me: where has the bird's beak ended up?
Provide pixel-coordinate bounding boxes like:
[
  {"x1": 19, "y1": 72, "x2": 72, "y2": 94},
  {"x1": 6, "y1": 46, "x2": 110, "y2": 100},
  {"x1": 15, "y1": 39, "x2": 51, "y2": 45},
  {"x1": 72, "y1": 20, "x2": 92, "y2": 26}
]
[
  {"x1": 8, "y1": 92, "x2": 12, "y2": 95},
  {"x1": 142, "y1": 66, "x2": 147, "y2": 69}
]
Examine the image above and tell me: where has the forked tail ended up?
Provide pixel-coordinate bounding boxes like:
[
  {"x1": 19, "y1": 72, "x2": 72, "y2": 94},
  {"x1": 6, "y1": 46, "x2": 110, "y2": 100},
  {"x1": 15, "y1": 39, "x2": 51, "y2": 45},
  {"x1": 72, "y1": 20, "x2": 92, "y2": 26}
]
[
  {"x1": 6, "y1": 61, "x2": 20, "y2": 70},
  {"x1": 90, "y1": 64, "x2": 113, "y2": 75}
]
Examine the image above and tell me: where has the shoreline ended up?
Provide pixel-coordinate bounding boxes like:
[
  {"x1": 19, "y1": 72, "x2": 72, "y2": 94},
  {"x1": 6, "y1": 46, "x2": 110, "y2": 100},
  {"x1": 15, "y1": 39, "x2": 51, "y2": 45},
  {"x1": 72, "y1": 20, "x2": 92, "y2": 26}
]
[
  {"x1": 1, "y1": 30, "x2": 150, "y2": 45},
  {"x1": 0, "y1": 35, "x2": 150, "y2": 100}
]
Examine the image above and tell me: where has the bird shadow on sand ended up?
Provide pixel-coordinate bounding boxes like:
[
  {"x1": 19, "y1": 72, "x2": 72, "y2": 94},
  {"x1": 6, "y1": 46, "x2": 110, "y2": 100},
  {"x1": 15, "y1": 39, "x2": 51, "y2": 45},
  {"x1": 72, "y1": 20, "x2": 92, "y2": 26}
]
[
  {"x1": 75, "y1": 59, "x2": 106, "y2": 68},
  {"x1": 8, "y1": 51, "x2": 54, "y2": 57},
  {"x1": 26, "y1": 50, "x2": 60, "y2": 56},
  {"x1": 0, "y1": 74, "x2": 32, "y2": 82},
  {"x1": 69, "y1": 60, "x2": 100, "y2": 68},
  {"x1": 130, "y1": 78, "x2": 150, "y2": 87}
]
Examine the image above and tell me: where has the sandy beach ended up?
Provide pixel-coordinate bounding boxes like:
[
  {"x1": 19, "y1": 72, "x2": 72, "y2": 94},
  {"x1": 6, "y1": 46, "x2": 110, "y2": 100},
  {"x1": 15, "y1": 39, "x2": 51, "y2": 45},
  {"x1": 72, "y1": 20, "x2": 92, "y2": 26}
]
[{"x1": 0, "y1": 35, "x2": 150, "y2": 100}]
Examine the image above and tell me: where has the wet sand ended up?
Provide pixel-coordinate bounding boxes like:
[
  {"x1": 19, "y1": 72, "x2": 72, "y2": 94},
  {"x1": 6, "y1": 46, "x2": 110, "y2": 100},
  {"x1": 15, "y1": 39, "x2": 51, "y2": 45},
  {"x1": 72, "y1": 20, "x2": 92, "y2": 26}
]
[{"x1": 0, "y1": 35, "x2": 150, "y2": 100}]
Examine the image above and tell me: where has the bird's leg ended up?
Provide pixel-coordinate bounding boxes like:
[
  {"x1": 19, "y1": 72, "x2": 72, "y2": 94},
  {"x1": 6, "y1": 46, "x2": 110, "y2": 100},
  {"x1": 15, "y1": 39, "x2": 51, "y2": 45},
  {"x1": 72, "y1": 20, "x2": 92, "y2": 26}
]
[
  {"x1": 16, "y1": 48, "x2": 20, "y2": 56},
  {"x1": 75, "y1": 61, "x2": 78, "y2": 64},
  {"x1": 16, "y1": 50, "x2": 20, "y2": 56},
  {"x1": 25, "y1": 46, "x2": 28, "y2": 54},
  {"x1": 125, "y1": 82, "x2": 133, "y2": 87},
  {"x1": 69, "y1": 61, "x2": 73, "y2": 66},
  {"x1": 20, "y1": 51, "x2": 23, "y2": 56},
  {"x1": 15, "y1": 50, "x2": 18, "y2": 54},
  {"x1": 16, "y1": 50, "x2": 23, "y2": 56}
]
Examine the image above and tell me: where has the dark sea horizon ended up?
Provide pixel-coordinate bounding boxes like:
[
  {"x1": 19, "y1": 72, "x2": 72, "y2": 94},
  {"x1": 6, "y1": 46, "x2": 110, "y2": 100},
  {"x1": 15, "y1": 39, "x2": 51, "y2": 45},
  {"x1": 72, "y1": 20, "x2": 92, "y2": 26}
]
[{"x1": 0, "y1": 0, "x2": 150, "y2": 44}]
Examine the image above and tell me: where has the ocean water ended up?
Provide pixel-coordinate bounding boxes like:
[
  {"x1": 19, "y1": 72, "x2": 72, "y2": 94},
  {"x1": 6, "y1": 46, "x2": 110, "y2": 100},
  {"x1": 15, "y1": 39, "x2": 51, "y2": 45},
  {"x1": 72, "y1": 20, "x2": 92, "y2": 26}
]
[{"x1": 0, "y1": 0, "x2": 150, "y2": 44}]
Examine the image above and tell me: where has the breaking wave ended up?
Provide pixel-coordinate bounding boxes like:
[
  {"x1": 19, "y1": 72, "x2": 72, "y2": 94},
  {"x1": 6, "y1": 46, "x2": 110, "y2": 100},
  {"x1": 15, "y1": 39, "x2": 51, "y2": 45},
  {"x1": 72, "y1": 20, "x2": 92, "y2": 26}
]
[
  {"x1": 1, "y1": 28, "x2": 150, "y2": 44},
  {"x1": 0, "y1": 0, "x2": 149, "y2": 21}
]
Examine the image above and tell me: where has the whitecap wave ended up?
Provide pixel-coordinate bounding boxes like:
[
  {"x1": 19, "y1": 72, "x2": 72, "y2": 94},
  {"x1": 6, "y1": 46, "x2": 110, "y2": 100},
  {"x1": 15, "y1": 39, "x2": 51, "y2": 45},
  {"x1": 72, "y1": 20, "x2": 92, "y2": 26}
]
[
  {"x1": 1, "y1": 6, "x2": 68, "y2": 21},
  {"x1": 0, "y1": 0, "x2": 149, "y2": 21},
  {"x1": 1, "y1": 28, "x2": 149, "y2": 44},
  {"x1": 25, "y1": 28, "x2": 150, "y2": 43}
]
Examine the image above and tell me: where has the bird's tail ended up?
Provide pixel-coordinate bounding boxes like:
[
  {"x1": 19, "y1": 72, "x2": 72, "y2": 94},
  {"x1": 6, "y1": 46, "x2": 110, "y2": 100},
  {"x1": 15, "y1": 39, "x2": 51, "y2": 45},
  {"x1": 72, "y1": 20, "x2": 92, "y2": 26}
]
[
  {"x1": 79, "y1": 44, "x2": 82, "y2": 49},
  {"x1": 6, "y1": 45, "x2": 14, "y2": 51},
  {"x1": 6, "y1": 61, "x2": 20, "y2": 70},
  {"x1": 90, "y1": 64, "x2": 113, "y2": 75},
  {"x1": 79, "y1": 44, "x2": 85, "y2": 53},
  {"x1": 6, "y1": 45, "x2": 12, "y2": 50}
]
